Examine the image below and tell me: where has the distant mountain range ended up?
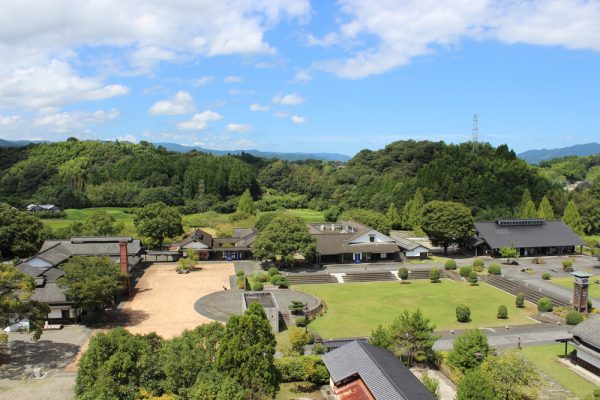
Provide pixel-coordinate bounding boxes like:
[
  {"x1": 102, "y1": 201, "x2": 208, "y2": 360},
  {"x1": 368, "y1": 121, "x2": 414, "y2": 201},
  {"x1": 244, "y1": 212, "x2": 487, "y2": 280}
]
[
  {"x1": 0, "y1": 138, "x2": 351, "y2": 162},
  {"x1": 518, "y1": 143, "x2": 600, "y2": 164}
]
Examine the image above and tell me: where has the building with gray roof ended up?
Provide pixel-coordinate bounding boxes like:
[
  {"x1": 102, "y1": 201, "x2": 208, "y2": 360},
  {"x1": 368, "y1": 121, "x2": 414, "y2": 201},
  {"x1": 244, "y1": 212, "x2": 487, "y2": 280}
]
[
  {"x1": 569, "y1": 314, "x2": 600, "y2": 376},
  {"x1": 322, "y1": 341, "x2": 436, "y2": 400},
  {"x1": 170, "y1": 228, "x2": 257, "y2": 261},
  {"x1": 472, "y1": 219, "x2": 584, "y2": 257},
  {"x1": 16, "y1": 236, "x2": 142, "y2": 323}
]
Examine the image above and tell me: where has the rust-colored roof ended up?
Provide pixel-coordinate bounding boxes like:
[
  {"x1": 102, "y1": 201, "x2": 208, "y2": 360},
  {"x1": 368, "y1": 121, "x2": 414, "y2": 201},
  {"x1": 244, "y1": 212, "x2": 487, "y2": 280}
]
[{"x1": 335, "y1": 378, "x2": 375, "y2": 400}]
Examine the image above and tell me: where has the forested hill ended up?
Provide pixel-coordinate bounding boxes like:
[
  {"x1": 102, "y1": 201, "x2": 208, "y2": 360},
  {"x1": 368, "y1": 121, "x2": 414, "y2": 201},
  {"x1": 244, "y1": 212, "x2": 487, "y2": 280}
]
[
  {"x1": 518, "y1": 143, "x2": 600, "y2": 165},
  {"x1": 0, "y1": 138, "x2": 591, "y2": 222}
]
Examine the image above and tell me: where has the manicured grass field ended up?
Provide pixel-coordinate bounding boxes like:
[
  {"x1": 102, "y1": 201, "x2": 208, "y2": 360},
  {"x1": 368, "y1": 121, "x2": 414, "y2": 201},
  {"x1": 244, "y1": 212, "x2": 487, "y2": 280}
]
[
  {"x1": 41, "y1": 207, "x2": 137, "y2": 235},
  {"x1": 520, "y1": 344, "x2": 599, "y2": 398},
  {"x1": 294, "y1": 280, "x2": 537, "y2": 339},
  {"x1": 552, "y1": 275, "x2": 600, "y2": 299},
  {"x1": 285, "y1": 208, "x2": 325, "y2": 223}
]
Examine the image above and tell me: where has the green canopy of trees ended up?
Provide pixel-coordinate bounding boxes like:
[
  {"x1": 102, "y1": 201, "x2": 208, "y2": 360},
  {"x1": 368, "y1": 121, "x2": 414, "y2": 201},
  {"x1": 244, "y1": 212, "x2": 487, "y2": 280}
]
[
  {"x1": 134, "y1": 202, "x2": 184, "y2": 249},
  {"x1": 339, "y1": 208, "x2": 391, "y2": 235},
  {"x1": 252, "y1": 214, "x2": 316, "y2": 263},
  {"x1": 421, "y1": 201, "x2": 474, "y2": 254},
  {"x1": 0, "y1": 203, "x2": 47, "y2": 259}
]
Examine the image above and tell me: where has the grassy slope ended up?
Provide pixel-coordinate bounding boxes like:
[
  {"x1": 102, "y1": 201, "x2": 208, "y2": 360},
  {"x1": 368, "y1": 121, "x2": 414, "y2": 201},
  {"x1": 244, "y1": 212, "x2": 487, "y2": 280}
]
[
  {"x1": 41, "y1": 207, "x2": 137, "y2": 235},
  {"x1": 295, "y1": 280, "x2": 537, "y2": 339},
  {"x1": 520, "y1": 344, "x2": 598, "y2": 398},
  {"x1": 552, "y1": 275, "x2": 600, "y2": 299}
]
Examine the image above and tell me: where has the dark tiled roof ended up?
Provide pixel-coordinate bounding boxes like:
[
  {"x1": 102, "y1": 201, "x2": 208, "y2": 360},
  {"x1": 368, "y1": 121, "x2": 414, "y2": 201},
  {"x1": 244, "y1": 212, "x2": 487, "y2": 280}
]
[
  {"x1": 322, "y1": 341, "x2": 436, "y2": 400},
  {"x1": 30, "y1": 283, "x2": 72, "y2": 304},
  {"x1": 16, "y1": 263, "x2": 45, "y2": 278},
  {"x1": 474, "y1": 220, "x2": 584, "y2": 249},
  {"x1": 179, "y1": 229, "x2": 213, "y2": 248},
  {"x1": 390, "y1": 235, "x2": 431, "y2": 251},
  {"x1": 310, "y1": 221, "x2": 400, "y2": 255},
  {"x1": 570, "y1": 314, "x2": 600, "y2": 350}
]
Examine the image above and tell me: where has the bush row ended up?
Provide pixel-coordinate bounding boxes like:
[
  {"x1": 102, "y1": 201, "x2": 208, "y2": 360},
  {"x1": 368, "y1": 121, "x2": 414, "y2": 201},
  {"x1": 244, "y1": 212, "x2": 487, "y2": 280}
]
[{"x1": 274, "y1": 356, "x2": 329, "y2": 384}]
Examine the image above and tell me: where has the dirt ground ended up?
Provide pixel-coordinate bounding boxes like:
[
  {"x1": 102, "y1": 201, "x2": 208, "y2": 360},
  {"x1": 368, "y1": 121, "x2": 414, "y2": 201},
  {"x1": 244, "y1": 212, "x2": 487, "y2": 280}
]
[{"x1": 118, "y1": 262, "x2": 234, "y2": 338}]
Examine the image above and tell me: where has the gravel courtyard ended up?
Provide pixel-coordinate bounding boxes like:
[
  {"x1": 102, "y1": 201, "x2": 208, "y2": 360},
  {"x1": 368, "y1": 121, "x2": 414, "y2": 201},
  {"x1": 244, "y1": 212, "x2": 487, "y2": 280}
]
[{"x1": 116, "y1": 262, "x2": 235, "y2": 338}]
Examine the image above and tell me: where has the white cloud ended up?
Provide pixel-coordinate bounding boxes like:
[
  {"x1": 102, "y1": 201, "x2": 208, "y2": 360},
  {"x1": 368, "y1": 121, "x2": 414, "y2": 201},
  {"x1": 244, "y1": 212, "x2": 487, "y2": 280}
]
[
  {"x1": 272, "y1": 92, "x2": 305, "y2": 105},
  {"x1": 0, "y1": 115, "x2": 20, "y2": 126},
  {"x1": 149, "y1": 91, "x2": 195, "y2": 115},
  {"x1": 291, "y1": 70, "x2": 312, "y2": 84},
  {"x1": 178, "y1": 110, "x2": 223, "y2": 131},
  {"x1": 224, "y1": 75, "x2": 243, "y2": 83},
  {"x1": 291, "y1": 115, "x2": 307, "y2": 124},
  {"x1": 226, "y1": 123, "x2": 251, "y2": 133},
  {"x1": 313, "y1": 0, "x2": 600, "y2": 79},
  {"x1": 33, "y1": 109, "x2": 120, "y2": 133},
  {"x1": 192, "y1": 135, "x2": 258, "y2": 150},
  {"x1": 114, "y1": 134, "x2": 138, "y2": 143},
  {"x1": 229, "y1": 88, "x2": 257, "y2": 95},
  {"x1": 273, "y1": 110, "x2": 289, "y2": 118},
  {"x1": 192, "y1": 76, "x2": 215, "y2": 87},
  {"x1": 250, "y1": 103, "x2": 270, "y2": 112},
  {"x1": 0, "y1": 59, "x2": 129, "y2": 109}
]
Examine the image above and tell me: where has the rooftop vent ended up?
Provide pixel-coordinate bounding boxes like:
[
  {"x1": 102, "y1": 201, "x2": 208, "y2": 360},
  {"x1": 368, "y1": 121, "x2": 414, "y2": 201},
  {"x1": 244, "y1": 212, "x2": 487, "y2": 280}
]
[{"x1": 497, "y1": 219, "x2": 545, "y2": 226}]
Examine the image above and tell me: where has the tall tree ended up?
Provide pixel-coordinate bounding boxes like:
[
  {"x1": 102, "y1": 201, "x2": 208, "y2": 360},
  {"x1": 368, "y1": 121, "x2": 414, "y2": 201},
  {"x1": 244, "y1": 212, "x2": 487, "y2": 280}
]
[
  {"x1": 217, "y1": 304, "x2": 279, "y2": 399},
  {"x1": 421, "y1": 201, "x2": 474, "y2": 254},
  {"x1": 520, "y1": 199, "x2": 537, "y2": 219},
  {"x1": 537, "y1": 195, "x2": 555, "y2": 220},
  {"x1": 58, "y1": 256, "x2": 125, "y2": 312},
  {"x1": 236, "y1": 189, "x2": 255, "y2": 216},
  {"x1": 82, "y1": 210, "x2": 124, "y2": 236},
  {"x1": 388, "y1": 309, "x2": 438, "y2": 366},
  {"x1": 252, "y1": 214, "x2": 316, "y2": 263},
  {"x1": 197, "y1": 179, "x2": 206, "y2": 213},
  {"x1": 402, "y1": 188, "x2": 424, "y2": 230},
  {"x1": 456, "y1": 370, "x2": 496, "y2": 400},
  {"x1": 0, "y1": 263, "x2": 49, "y2": 341},
  {"x1": 481, "y1": 352, "x2": 540, "y2": 400},
  {"x1": 0, "y1": 203, "x2": 46, "y2": 260},
  {"x1": 563, "y1": 200, "x2": 584, "y2": 236},
  {"x1": 134, "y1": 202, "x2": 183, "y2": 249},
  {"x1": 517, "y1": 189, "x2": 534, "y2": 218},
  {"x1": 386, "y1": 203, "x2": 402, "y2": 230},
  {"x1": 447, "y1": 329, "x2": 491, "y2": 373}
]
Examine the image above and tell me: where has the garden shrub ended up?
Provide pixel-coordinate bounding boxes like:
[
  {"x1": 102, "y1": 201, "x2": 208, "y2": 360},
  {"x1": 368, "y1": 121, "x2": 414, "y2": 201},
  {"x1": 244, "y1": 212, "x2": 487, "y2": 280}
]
[
  {"x1": 429, "y1": 267, "x2": 441, "y2": 283},
  {"x1": 472, "y1": 259, "x2": 484, "y2": 272},
  {"x1": 276, "y1": 277, "x2": 290, "y2": 288},
  {"x1": 562, "y1": 260, "x2": 574, "y2": 272},
  {"x1": 288, "y1": 327, "x2": 314, "y2": 355},
  {"x1": 270, "y1": 274, "x2": 282, "y2": 285},
  {"x1": 421, "y1": 372, "x2": 440, "y2": 399},
  {"x1": 444, "y1": 260, "x2": 457, "y2": 270},
  {"x1": 253, "y1": 271, "x2": 270, "y2": 283},
  {"x1": 515, "y1": 293, "x2": 525, "y2": 308},
  {"x1": 236, "y1": 276, "x2": 246, "y2": 290},
  {"x1": 497, "y1": 305, "x2": 508, "y2": 319},
  {"x1": 268, "y1": 267, "x2": 279, "y2": 277},
  {"x1": 565, "y1": 311, "x2": 584, "y2": 325},
  {"x1": 274, "y1": 356, "x2": 329, "y2": 384},
  {"x1": 398, "y1": 267, "x2": 409, "y2": 280},
  {"x1": 236, "y1": 270, "x2": 245, "y2": 277},
  {"x1": 251, "y1": 282, "x2": 264, "y2": 291},
  {"x1": 456, "y1": 304, "x2": 471, "y2": 323},
  {"x1": 487, "y1": 264, "x2": 502, "y2": 275},
  {"x1": 312, "y1": 343, "x2": 327, "y2": 355},
  {"x1": 468, "y1": 271, "x2": 478, "y2": 285},
  {"x1": 541, "y1": 272, "x2": 551, "y2": 280},
  {"x1": 537, "y1": 297, "x2": 553, "y2": 312},
  {"x1": 295, "y1": 317, "x2": 307, "y2": 327},
  {"x1": 459, "y1": 266, "x2": 472, "y2": 278}
]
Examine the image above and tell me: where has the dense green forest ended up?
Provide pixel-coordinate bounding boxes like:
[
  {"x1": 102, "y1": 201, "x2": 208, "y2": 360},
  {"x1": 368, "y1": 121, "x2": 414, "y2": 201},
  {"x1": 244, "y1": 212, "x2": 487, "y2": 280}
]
[{"x1": 1, "y1": 138, "x2": 598, "y2": 235}]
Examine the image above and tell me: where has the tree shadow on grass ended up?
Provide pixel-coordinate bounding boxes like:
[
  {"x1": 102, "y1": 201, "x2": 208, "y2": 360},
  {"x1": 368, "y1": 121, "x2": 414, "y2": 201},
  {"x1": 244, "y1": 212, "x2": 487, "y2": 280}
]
[{"x1": 0, "y1": 340, "x2": 80, "y2": 380}]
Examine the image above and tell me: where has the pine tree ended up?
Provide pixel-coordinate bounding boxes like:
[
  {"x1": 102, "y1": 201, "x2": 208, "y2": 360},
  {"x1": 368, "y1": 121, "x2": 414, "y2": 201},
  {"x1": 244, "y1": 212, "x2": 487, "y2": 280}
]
[
  {"x1": 236, "y1": 189, "x2": 255, "y2": 216},
  {"x1": 537, "y1": 195, "x2": 554, "y2": 220},
  {"x1": 386, "y1": 203, "x2": 402, "y2": 230},
  {"x1": 518, "y1": 189, "x2": 537, "y2": 218},
  {"x1": 197, "y1": 179, "x2": 206, "y2": 213},
  {"x1": 402, "y1": 188, "x2": 424, "y2": 230},
  {"x1": 563, "y1": 200, "x2": 584, "y2": 236}
]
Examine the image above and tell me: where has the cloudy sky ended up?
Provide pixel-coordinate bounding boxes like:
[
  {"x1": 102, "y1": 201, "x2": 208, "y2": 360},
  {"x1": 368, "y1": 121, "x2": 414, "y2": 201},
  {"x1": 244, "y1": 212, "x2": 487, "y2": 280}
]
[{"x1": 0, "y1": 0, "x2": 599, "y2": 155}]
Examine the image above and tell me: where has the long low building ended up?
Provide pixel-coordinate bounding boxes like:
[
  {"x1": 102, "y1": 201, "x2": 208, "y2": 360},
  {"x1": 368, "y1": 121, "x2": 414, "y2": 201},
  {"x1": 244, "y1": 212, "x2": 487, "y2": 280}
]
[
  {"x1": 17, "y1": 236, "x2": 142, "y2": 323},
  {"x1": 471, "y1": 219, "x2": 584, "y2": 257},
  {"x1": 170, "y1": 228, "x2": 257, "y2": 261}
]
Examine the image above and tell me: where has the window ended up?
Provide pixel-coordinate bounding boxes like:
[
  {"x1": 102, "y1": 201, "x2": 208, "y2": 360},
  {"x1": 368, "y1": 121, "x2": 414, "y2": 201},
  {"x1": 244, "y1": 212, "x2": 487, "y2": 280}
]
[{"x1": 369, "y1": 235, "x2": 375, "y2": 242}]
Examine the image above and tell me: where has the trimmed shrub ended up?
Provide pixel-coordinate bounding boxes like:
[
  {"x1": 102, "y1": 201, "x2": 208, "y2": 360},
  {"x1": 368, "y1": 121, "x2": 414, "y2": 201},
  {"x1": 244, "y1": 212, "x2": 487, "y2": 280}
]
[
  {"x1": 487, "y1": 264, "x2": 502, "y2": 275},
  {"x1": 472, "y1": 259, "x2": 484, "y2": 272},
  {"x1": 276, "y1": 277, "x2": 290, "y2": 288},
  {"x1": 253, "y1": 271, "x2": 270, "y2": 283},
  {"x1": 268, "y1": 267, "x2": 279, "y2": 277},
  {"x1": 295, "y1": 317, "x2": 307, "y2": 327},
  {"x1": 537, "y1": 297, "x2": 554, "y2": 312},
  {"x1": 236, "y1": 270, "x2": 245, "y2": 277},
  {"x1": 497, "y1": 305, "x2": 508, "y2": 319},
  {"x1": 468, "y1": 271, "x2": 478, "y2": 285},
  {"x1": 456, "y1": 304, "x2": 471, "y2": 323},
  {"x1": 398, "y1": 267, "x2": 409, "y2": 280},
  {"x1": 459, "y1": 266, "x2": 472, "y2": 278},
  {"x1": 274, "y1": 356, "x2": 329, "y2": 384},
  {"x1": 251, "y1": 282, "x2": 264, "y2": 291},
  {"x1": 429, "y1": 267, "x2": 441, "y2": 283},
  {"x1": 565, "y1": 311, "x2": 584, "y2": 325},
  {"x1": 312, "y1": 343, "x2": 327, "y2": 355},
  {"x1": 541, "y1": 272, "x2": 551, "y2": 280},
  {"x1": 562, "y1": 260, "x2": 574, "y2": 272},
  {"x1": 236, "y1": 276, "x2": 245, "y2": 290},
  {"x1": 515, "y1": 293, "x2": 525, "y2": 308},
  {"x1": 270, "y1": 274, "x2": 282, "y2": 285},
  {"x1": 445, "y1": 259, "x2": 457, "y2": 270}
]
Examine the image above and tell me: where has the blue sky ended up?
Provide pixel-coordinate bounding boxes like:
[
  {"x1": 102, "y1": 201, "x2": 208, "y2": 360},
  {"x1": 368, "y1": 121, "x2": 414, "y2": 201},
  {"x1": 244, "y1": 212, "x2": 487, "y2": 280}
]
[{"x1": 1, "y1": 1, "x2": 599, "y2": 156}]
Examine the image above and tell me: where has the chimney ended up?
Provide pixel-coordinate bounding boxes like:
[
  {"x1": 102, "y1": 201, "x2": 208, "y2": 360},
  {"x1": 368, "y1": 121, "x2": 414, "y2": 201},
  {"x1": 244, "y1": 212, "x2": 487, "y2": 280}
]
[{"x1": 119, "y1": 241, "x2": 131, "y2": 295}]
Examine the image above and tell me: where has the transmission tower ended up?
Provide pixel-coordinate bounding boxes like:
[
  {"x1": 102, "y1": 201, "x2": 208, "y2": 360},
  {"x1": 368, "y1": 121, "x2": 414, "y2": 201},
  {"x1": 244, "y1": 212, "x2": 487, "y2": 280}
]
[{"x1": 472, "y1": 114, "x2": 479, "y2": 153}]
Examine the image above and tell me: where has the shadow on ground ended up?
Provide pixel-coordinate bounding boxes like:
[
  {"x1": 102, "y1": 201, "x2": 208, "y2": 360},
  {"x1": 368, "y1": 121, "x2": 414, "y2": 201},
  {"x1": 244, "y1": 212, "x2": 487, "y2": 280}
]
[
  {"x1": 88, "y1": 309, "x2": 150, "y2": 329},
  {"x1": 0, "y1": 340, "x2": 80, "y2": 380}
]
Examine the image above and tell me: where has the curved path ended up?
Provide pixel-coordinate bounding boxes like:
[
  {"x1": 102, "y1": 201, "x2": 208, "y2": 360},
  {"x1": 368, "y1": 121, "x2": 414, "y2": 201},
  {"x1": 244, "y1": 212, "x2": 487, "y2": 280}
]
[{"x1": 194, "y1": 289, "x2": 320, "y2": 322}]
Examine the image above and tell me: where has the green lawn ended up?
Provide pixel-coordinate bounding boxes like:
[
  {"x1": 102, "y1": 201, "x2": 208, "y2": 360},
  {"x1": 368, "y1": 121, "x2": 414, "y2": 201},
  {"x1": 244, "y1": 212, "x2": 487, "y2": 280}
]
[
  {"x1": 285, "y1": 208, "x2": 324, "y2": 223},
  {"x1": 520, "y1": 344, "x2": 599, "y2": 398},
  {"x1": 552, "y1": 275, "x2": 600, "y2": 299},
  {"x1": 41, "y1": 207, "x2": 137, "y2": 235},
  {"x1": 276, "y1": 383, "x2": 322, "y2": 400},
  {"x1": 294, "y1": 280, "x2": 537, "y2": 339}
]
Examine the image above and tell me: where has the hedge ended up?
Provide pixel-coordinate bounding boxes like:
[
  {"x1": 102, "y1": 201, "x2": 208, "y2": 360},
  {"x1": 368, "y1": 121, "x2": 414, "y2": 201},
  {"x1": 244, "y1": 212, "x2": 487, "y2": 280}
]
[
  {"x1": 444, "y1": 260, "x2": 457, "y2": 270},
  {"x1": 274, "y1": 356, "x2": 330, "y2": 384},
  {"x1": 537, "y1": 297, "x2": 553, "y2": 312},
  {"x1": 565, "y1": 311, "x2": 584, "y2": 325},
  {"x1": 487, "y1": 264, "x2": 502, "y2": 275}
]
